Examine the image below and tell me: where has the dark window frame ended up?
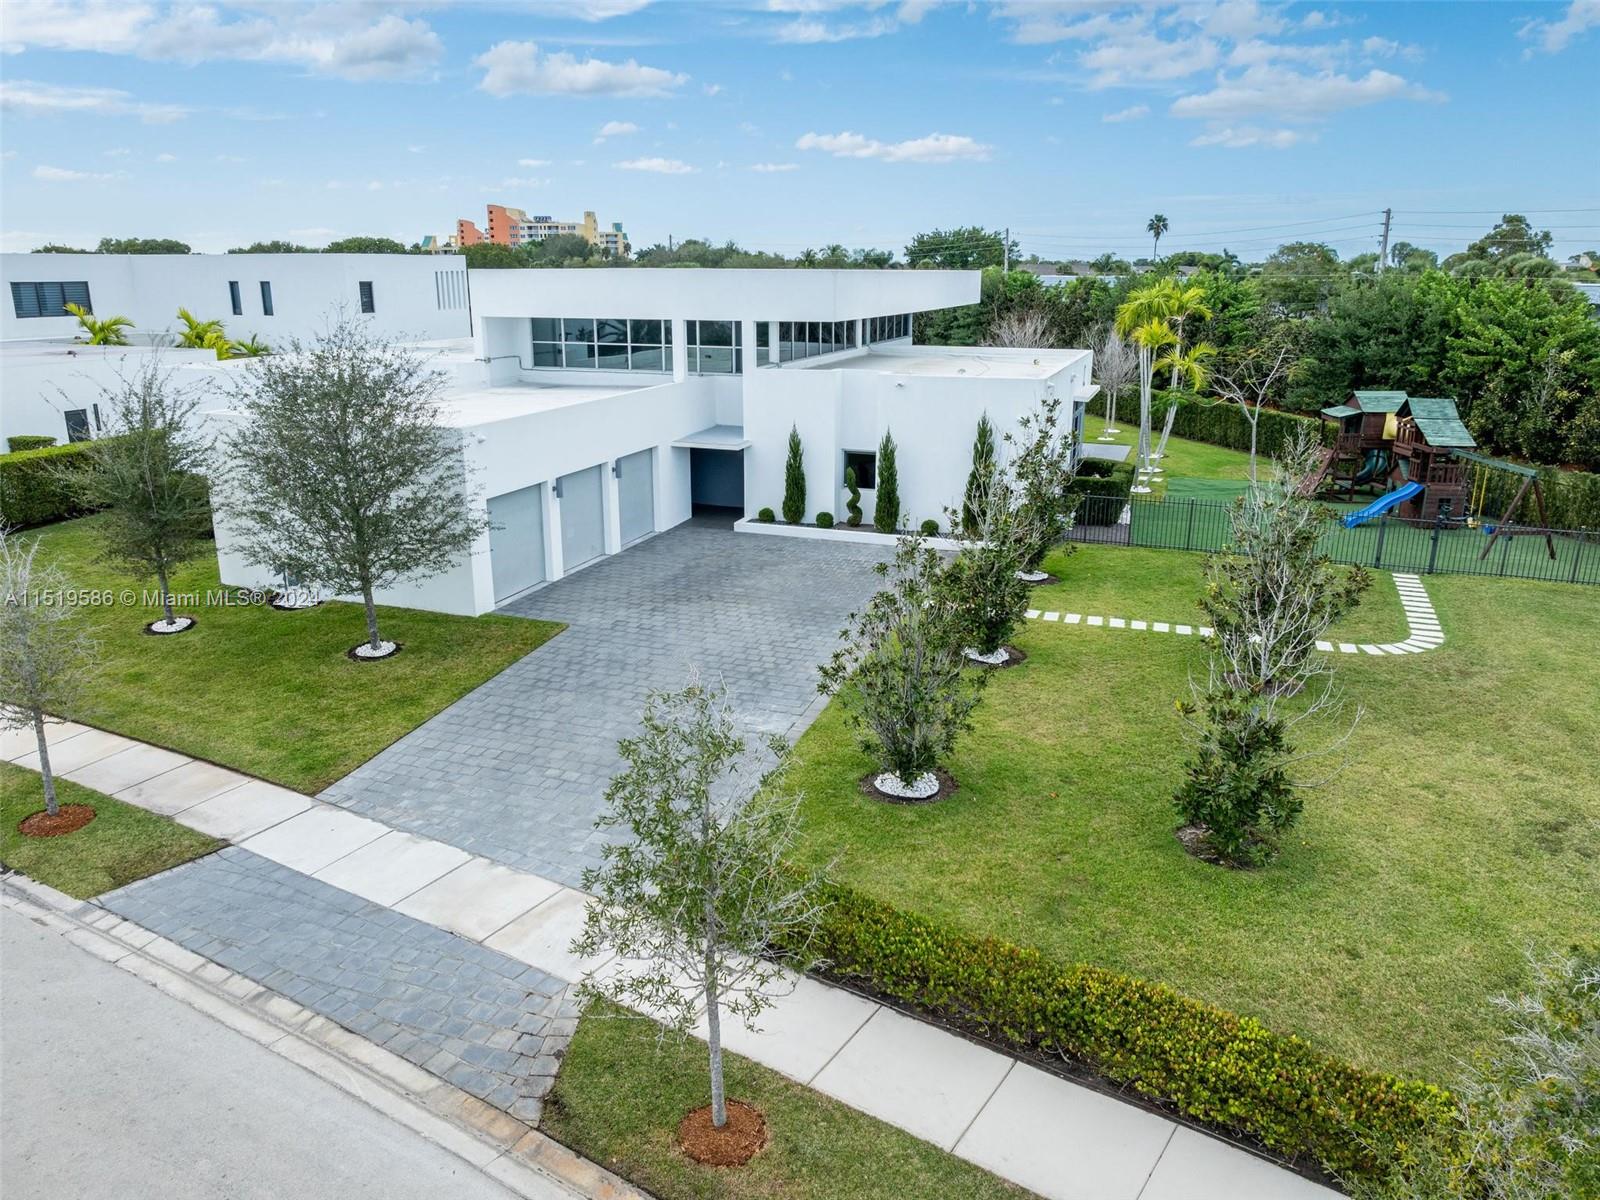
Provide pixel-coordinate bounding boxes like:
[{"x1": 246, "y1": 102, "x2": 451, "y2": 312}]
[
  {"x1": 228, "y1": 280, "x2": 242, "y2": 316},
  {"x1": 843, "y1": 450, "x2": 877, "y2": 490},
  {"x1": 358, "y1": 280, "x2": 375, "y2": 314},
  {"x1": 259, "y1": 281, "x2": 274, "y2": 316},
  {"x1": 10, "y1": 280, "x2": 91, "y2": 319}
]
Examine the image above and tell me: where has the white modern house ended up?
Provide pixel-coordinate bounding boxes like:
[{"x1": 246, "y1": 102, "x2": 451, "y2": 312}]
[{"x1": 4, "y1": 252, "x2": 1096, "y2": 616}]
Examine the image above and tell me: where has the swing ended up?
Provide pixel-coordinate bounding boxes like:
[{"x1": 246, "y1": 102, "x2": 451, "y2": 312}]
[{"x1": 1466, "y1": 462, "x2": 1490, "y2": 529}]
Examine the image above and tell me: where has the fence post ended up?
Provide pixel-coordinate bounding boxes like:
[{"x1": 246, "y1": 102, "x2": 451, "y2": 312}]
[
  {"x1": 1373, "y1": 515, "x2": 1387, "y2": 570},
  {"x1": 1427, "y1": 514, "x2": 1442, "y2": 575},
  {"x1": 1185, "y1": 498, "x2": 1196, "y2": 552},
  {"x1": 1570, "y1": 528, "x2": 1586, "y2": 586},
  {"x1": 1499, "y1": 530, "x2": 1512, "y2": 577}
]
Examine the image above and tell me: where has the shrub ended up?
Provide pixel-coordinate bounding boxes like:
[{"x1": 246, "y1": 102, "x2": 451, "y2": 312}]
[
  {"x1": 815, "y1": 511, "x2": 835, "y2": 528},
  {"x1": 1064, "y1": 462, "x2": 1136, "y2": 526},
  {"x1": 757, "y1": 506, "x2": 776, "y2": 523},
  {"x1": 920, "y1": 518, "x2": 940, "y2": 536},
  {"x1": 6, "y1": 435, "x2": 56, "y2": 453},
  {"x1": 844, "y1": 467, "x2": 863, "y2": 527},
  {"x1": 784, "y1": 879, "x2": 1455, "y2": 1184},
  {"x1": 0, "y1": 441, "x2": 100, "y2": 528},
  {"x1": 782, "y1": 426, "x2": 806, "y2": 524},
  {"x1": 873, "y1": 430, "x2": 900, "y2": 534}
]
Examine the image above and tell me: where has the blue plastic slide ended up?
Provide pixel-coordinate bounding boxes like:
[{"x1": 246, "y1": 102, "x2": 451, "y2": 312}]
[{"x1": 1343, "y1": 480, "x2": 1423, "y2": 528}]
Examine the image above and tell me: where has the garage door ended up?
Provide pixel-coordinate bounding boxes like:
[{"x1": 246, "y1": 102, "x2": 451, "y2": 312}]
[
  {"x1": 487, "y1": 484, "x2": 546, "y2": 603},
  {"x1": 617, "y1": 449, "x2": 654, "y2": 546},
  {"x1": 558, "y1": 464, "x2": 606, "y2": 571}
]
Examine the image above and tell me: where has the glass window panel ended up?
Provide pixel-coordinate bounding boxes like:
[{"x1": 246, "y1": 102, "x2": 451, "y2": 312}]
[
  {"x1": 532, "y1": 342, "x2": 562, "y2": 367},
  {"x1": 563, "y1": 341, "x2": 597, "y2": 368},
  {"x1": 597, "y1": 318, "x2": 627, "y2": 344},
  {"x1": 699, "y1": 320, "x2": 733, "y2": 347},
  {"x1": 806, "y1": 321, "x2": 821, "y2": 356},
  {"x1": 662, "y1": 346, "x2": 673, "y2": 372},
  {"x1": 779, "y1": 336, "x2": 793, "y2": 363},
  {"x1": 843, "y1": 451, "x2": 877, "y2": 490},
  {"x1": 531, "y1": 318, "x2": 561, "y2": 341},
  {"x1": 733, "y1": 322, "x2": 742, "y2": 346},
  {"x1": 735, "y1": 348, "x2": 744, "y2": 373},
  {"x1": 563, "y1": 317, "x2": 595, "y2": 343},
  {"x1": 630, "y1": 345, "x2": 664, "y2": 371},
  {"x1": 846, "y1": 322, "x2": 857, "y2": 348},
  {"x1": 686, "y1": 322, "x2": 699, "y2": 345},
  {"x1": 597, "y1": 343, "x2": 629, "y2": 367},
  {"x1": 756, "y1": 324, "x2": 769, "y2": 348},
  {"x1": 697, "y1": 345, "x2": 734, "y2": 373},
  {"x1": 821, "y1": 322, "x2": 834, "y2": 351},
  {"x1": 629, "y1": 318, "x2": 662, "y2": 345},
  {"x1": 756, "y1": 345, "x2": 770, "y2": 366}
]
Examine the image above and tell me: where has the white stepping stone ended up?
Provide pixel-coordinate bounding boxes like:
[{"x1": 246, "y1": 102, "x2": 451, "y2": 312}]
[
  {"x1": 1338, "y1": 642, "x2": 1358, "y2": 654},
  {"x1": 312, "y1": 829, "x2": 471, "y2": 906},
  {"x1": 64, "y1": 743, "x2": 191, "y2": 795},
  {"x1": 811, "y1": 1005, "x2": 1014, "y2": 1151},
  {"x1": 1109, "y1": 617, "x2": 1126, "y2": 628},
  {"x1": 485, "y1": 887, "x2": 613, "y2": 984},
  {"x1": 954, "y1": 1061, "x2": 1175, "y2": 1200},
  {"x1": 1153, "y1": 622, "x2": 1170, "y2": 633},
  {"x1": 181, "y1": 779, "x2": 313, "y2": 841},
  {"x1": 1175, "y1": 624, "x2": 1193, "y2": 636},
  {"x1": 1066, "y1": 613, "x2": 1082, "y2": 624},
  {"x1": 1140, "y1": 1126, "x2": 1341, "y2": 1199},
  {"x1": 1131, "y1": 620, "x2": 1147, "y2": 630},
  {"x1": 394, "y1": 857, "x2": 561, "y2": 942},
  {"x1": 1360, "y1": 644, "x2": 1384, "y2": 656},
  {"x1": 1199, "y1": 626, "x2": 1214, "y2": 637},
  {"x1": 116, "y1": 759, "x2": 249, "y2": 816},
  {"x1": 1026, "y1": 609, "x2": 1041, "y2": 620},
  {"x1": 1043, "y1": 611, "x2": 1060, "y2": 622},
  {"x1": 1087, "y1": 615, "x2": 1104, "y2": 626},
  {"x1": 1315, "y1": 640, "x2": 1334, "y2": 652}
]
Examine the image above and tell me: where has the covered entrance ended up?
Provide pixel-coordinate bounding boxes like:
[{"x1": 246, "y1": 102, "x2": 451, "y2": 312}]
[{"x1": 674, "y1": 424, "x2": 751, "y2": 517}]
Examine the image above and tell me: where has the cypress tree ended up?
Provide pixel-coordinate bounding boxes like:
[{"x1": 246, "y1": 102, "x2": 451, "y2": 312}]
[
  {"x1": 873, "y1": 429, "x2": 900, "y2": 534},
  {"x1": 963, "y1": 413, "x2": 996, "y2": 535},
  {"x1": 782, "y1": 426, "x2": 806, "y2": 523}
]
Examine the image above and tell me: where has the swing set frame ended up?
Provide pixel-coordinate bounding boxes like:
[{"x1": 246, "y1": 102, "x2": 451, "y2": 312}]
[{"x1": 1455, "y1": 449, "x2": 1557, "y2": 562}]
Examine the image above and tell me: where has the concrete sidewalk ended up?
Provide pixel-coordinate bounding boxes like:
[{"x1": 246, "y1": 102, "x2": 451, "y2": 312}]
[{"x1": 6, "y1": 720, "x2": 1337, "y2": 1200}]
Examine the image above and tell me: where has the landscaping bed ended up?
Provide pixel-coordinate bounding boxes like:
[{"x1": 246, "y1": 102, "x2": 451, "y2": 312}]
[
  {"x1": 24, "y1": 516, "x2": 563, "y2": 793},
  {"x1": 542, "y1": 1001, "x2": 1029, "y2": 1200},
  {"x1": 1, "y1": 762, "x2": 221, "y2": 898}
]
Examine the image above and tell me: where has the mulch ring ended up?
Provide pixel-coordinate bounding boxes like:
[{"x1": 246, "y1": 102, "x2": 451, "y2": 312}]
[
  {"x1": 1175, "y1": 824, "x2": 1264, "y2": 869},
  {"x1": 142, "y1": 616, "x2": 197, "y2": 636},
  {"x1": 967, "y1": 645, "x2": 1028, "y2": 670},
  {"x1": 677, "y1": 1100, "x2": 768, "y2": 1167},
  {"x1": 345, "y1": 642, "x2": 404, "y2": 663},
  {"x1": 19, "y1": 804, "x2": 97, "y2": 838},
  {"x1": 858, "y1": 768, "x2": 960, "y2": 805}
]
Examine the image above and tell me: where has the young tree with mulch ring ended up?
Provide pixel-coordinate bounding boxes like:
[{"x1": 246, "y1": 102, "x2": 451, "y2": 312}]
[
  {"x1": 962, "y1": 413, "x2": 996, "y2": 535},
  {"x1": 781, "y1": 425, "x2": 806, "y2": 524},
  {"x1": 818, "y1": 536, "x2": 985, "y2": 799},
  {"x1": 0, "y1": 531, "x2": 98, "y2": 833},
  {"x1": 220, "y1": 317, "x2": 488, "y2": 660},
  {"x1": 69, "y1": 359, "x2": 215, "y2": 634},
  {"x1": 1006, "y1": 395, "x2": 1078, "y2": 579},
  {"x1": 944, "y1": 465, "x2": 1040, "y2": 666},
  {"x1": 573, "y1": 678, "x2": 828, "y2": 1162},
  {"x1": 872, "y1": 429, "x2": 900, "y2": 534}
]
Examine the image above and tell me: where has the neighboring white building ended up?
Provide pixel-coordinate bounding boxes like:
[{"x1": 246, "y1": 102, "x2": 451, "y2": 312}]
[{"x1": 4, "y1": 253, "x2": 1096, "y2": 616}]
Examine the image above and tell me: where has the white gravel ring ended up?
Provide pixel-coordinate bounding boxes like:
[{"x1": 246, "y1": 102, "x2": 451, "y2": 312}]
[
  {"x1": 963, "y1": 646, "x2": 1011, "y2": 665},
  {"x1": 874, "y1": 771, "x2": 940, "y2": 799},
  {"x1": 1016, "y1": 570, "x2": 1050, "y2": 582},
  {"x1": 352, "y1": 640, "x2": 399, "y2": 659},
  {"x1": 148, "y1": 617, "x2": 194, "y2": 634}
]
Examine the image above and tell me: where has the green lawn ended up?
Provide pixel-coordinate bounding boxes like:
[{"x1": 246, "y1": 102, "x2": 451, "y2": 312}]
[
  {"x1": 24, "y1": 516, "x2": 563, "y2": 793},
  {"x1": 1082, "y1": 413, "x2": 1254, "y2": 500},
  {"x1": 543, "y1": 1003, "x2": 1027, "y2": 1200},
  {"x1": 1, "y1": 762, "x2": 221, "y2": 898},
  {"x1": 788, "y1": 545, "x2": 1600, "y2": 1083}
]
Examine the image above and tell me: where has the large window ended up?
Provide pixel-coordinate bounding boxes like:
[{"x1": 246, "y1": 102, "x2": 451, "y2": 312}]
[
  {"x1": 530, "y1": 316, "x2": 672, "y2": 372},
  {"x1": 776, "y1": 318, "x2": 855, "y2": 363},
  {"x1": 843, "y1": 450, "x2": 877, "y2": 489},
  {"x1": 867, "y1": 313, "x2": 910, "y2": 343},
  {"x1": 686, "y1": 319, "x2": 740, "y2": 374},
  {"x1": 10, "y1": 281, "x2": 91, "y2": 319}
]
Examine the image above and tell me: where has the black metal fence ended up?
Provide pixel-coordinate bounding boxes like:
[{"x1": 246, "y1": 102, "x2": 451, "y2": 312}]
[{"x1": 1067, "y1": 494, "x2": 1598, "y2": 586}]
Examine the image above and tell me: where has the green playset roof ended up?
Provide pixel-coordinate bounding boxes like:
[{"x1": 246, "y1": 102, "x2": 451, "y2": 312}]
[
  {"x1": 1401, "y1": 397, "x2": 1477, "y2": 448},
  {"x1": 1320, "y1": 404, "x2": 1360, "y2": 419},
  {"x1": 1351, "y1": 390, "x2": 1408, "y2": 413}
]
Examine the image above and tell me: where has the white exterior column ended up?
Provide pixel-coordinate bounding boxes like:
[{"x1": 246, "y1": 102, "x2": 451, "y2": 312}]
[
  {"x1": 740, "y1": 318, "x2": 759, "y2": 374},
  {"x1": 603, "y1": 458, "x2": 623, "y2": 554},
  {"x1": 671, "y1": 317, "x2": 688, "y2": 382},
  {"x1": 766, "y1": 321, "x2": 778, "y2": 364}
]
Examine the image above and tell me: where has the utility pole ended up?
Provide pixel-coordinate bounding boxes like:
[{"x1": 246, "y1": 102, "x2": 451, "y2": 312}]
[
  {"x1": 668, "y1": 234, "x2": 675, "y2": 252},
  {"x1": 1003, "y1": 226, "x2": 1010, "y2": 274},
  {"x1": 1377, "y1": 207, "x2": 1392, "y2": 272}
]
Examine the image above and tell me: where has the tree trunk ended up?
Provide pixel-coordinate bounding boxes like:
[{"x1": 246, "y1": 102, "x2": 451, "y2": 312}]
[
  {"x1": 155, "y1": 559, "x2": 174, "y2": 625},
  {"x1": 705, "y1": 960, "x2": 726, "y2": 1128},
  {"x1": 1248, "y1": 412, "x2": 1259, "y2": 483},
  {"x1": 33, "y1": 707, "x2": 59, "y2": 817},
  {"x1": 361, "y1": 582, "x2": 382, "y2": 651}
]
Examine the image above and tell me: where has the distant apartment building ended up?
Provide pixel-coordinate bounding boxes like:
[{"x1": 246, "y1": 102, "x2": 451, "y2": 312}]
[{"x1": 436, "y1": 206, "x2": 629, "y2": 257}]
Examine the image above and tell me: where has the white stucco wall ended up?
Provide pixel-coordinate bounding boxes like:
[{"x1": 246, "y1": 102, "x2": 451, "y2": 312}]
[{"x1": 0, "y1": 343, "x2": 224, "y2": 447}]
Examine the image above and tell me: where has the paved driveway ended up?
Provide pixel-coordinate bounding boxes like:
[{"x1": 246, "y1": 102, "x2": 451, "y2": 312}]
[{"x1": 322, "y1": 521, "x2": 886, "y2": 887}]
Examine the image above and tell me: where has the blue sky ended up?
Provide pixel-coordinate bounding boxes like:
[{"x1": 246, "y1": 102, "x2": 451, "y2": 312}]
[{"x1": 2, "y1": 1, "x2": 1597, "y2": 261}]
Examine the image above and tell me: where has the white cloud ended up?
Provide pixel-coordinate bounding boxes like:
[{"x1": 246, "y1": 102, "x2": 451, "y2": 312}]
[
  {"x1": 1103, "y1": 104, "x2": 1149, "y2": 123},
  {"x1": 287, "y1": 227, "x2": 337, "y2": 240},
  {"x1": 0, "y1": 0, "x2": 153, "y2": 54},
  {"x1": 514, "y1": 0, "x2": 654, "y2": 18},
  {"x1": 366, "y1": 180, "x2": 384, "y2": 191},
  {"x1": 1360, "y1": 35, "x2": 1422, "y2": 61},
  {"x1": 33, "y1": 164, "x2": 126, "y2": 182},
  {"x1": 1171, "y1": 66, "x2": 1443, "y2": 122},
  {"x1": 1082, "y1": 31, "x2": 1220, "y2": 86},
  {"x1": 475, "y1": 42, "x2": 688, "y2": 97},
  {"x1": 1519, "y1": 0, "x2": 1600, "y2": 55},
  {"x1": 703, "y1": 83, "x2": 723, "y2": 95},
  {"x1": 518, "y1": 158, "x2": 552, "y2": 167},
  {"x1": 154, "y1": 152, "x2": 177, "y2": 162},
  {"x1": 498, "y1": 176, "x2": 548, "y2": 188},
  {"x1": 773, "y1": 16, "x2": 897, "y2": 43},
  {"x1": 0, "y1": 79, "x2": 187, "y2": 123},
  {"x1": 214, "y1": 154, "x2": 246, "y2": 163},
  {"x1": 595, "y1": 119, "x2": 640, "y2": 140},
  {"x1": 795, "y1": 129, "x2": 991, "y2": 163},
  {"x1": 1176, "y1": 0, "x2": 1286, "y2": 41},
  {"x1": 997, "y1": 5, "x2": 1132, "y2": 46},
  {"x1": 1189, "y1": 125, "x2": 1311, "y2": 149},
  {"x1": 614, "y1": 156, "x2": 696, "y2": 174},
  {"x1": 104, "y1": 147, "x2": 131, "y2": 157},
  {"x1": 750, "y1": 161, "x2": 799, "y2": 172},
  {"x1": 407, "y1": 145, "x2": 426, "y2": 154}
]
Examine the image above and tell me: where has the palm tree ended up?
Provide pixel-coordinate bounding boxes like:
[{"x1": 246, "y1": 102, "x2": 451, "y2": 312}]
[
  {"x1": 229, "y1": 334, "x2": 271, "y2": 357},
  {"x1": 1121, "y1": 312, "x2": 1176, "y2": 493},
  {"x1": 1154, "y1": 342, "x2": 1216, "y2": 392},
  {"x1": 64, "y1": 302, "x2": 133, "y2": 346},
  {"x1": 1153, "y1": 278, "x2": 1213, "y2": 388},
  {"x1": 174, "y1": 307, "x2": 231, "y2": 359},
  {"x1": 1147, "y1": 213, "x2": 1169, "y2": 258},
  {"x1": 797, "y1": 248, "x2": 821, "y2": 268}
]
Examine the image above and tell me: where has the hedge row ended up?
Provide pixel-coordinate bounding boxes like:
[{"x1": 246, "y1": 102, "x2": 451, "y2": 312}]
[
  {"x1": 1093, "y1": 389, "x2": 1334, "y2": 459},
  {"x1": 0, "y1": 441, "x2": 98, "y2": 528},
  {"x1": 791, "y1": 879, "x2": 1455, "y2": 1183},
  {"x1": 1066, "y1": 459, "x2": 1135, "y2": 525},
  {"x1": 6, "y1": 435, "x2": 57, "y2": 453},
  {"x1": 1535, "y1": 466, "x2": 1600, "y2": 531}
]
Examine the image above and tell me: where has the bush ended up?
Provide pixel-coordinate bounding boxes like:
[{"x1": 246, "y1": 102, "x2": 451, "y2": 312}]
[
  {"x1": 920, "y1": 518, "x2": 941, "y2": 536},
  {"x1": 783, "y1": 426, "x2": 806, "y2": 524},
  {"x1": 788, "y1": 880, "x2": 1456, "y2": 1184},
  {"x1": 0, "y1": 441, "x2": 100, "y2": 528},
  {"x1": 815, "y1": 511, "x2": 835, "y2": 529},
  {"x1": 6, "y1": 435, "x2": 56, "y2": 453},
  {"x1": 1064, "y1": 462, "x2": 1136, "y2": 525},
  {"x1": 844, "y1": 467, "x2": 863, "y2": 527},
  {"x1": 757, "y1": 506, "x2": 776, "y2": 523}
]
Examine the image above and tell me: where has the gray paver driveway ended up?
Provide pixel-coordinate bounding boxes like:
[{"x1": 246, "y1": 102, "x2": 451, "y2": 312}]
[{"x1": 321, "y1": 520, "x2": 887, "y2": 887}]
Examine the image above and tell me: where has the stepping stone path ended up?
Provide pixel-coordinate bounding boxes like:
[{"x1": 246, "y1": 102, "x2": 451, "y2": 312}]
[{"x1": 1025, "y1": 572, "x2": 1444, "y2": 657}]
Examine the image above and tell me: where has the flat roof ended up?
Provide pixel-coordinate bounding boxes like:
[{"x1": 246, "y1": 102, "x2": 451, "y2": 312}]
[
  {"x1": 435, "y1": 379, "x2": 656, "y2": 427},
  {"x1": 831, "y1": 347, "x2": 1089, "y2": 381}
]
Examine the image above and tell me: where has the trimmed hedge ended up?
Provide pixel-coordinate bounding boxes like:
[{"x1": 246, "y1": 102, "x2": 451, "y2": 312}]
[
  {"x1": 1065, "y1": 461, "x2": 1135, "y2": 524},
  {"x1": 791, "y1": 880, "x2": 1456, "y2": 1183},
  {"x1": 0, "y1": 441, "x2": 99, "y2": 528},
  {"x1": 1536, "y1": 466, "x2": 1600, "y2": 531},
  {"x1": 1091, "y1": 390, "x2": 1334, "y2": 459},
  {"x1": 6, "y1": 435, "x2": 56, "y2": 453}
]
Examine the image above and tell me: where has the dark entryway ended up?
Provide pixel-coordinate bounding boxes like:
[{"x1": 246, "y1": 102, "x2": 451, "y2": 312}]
[{"x1": 689, "y1": 447, "x2": 744, "y2": 511}]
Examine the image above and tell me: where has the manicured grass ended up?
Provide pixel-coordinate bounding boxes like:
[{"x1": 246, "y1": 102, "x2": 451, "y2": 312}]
[
  {"x1": 543, "y1": 1003, "x2": 1026, "y2": 1200},
  {"x1": 1082, "y1": 413, "x2": 1255, "y2": 499},
  {"x1": 24, "y1": 516, "x2": 563, "y2": 793},
  {"x1": 788, "y1": 545, "x2": 1600, "y2": 1083},
  {"x1": 1, "y1": 762, "x2": 221, "y2": 898}
]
